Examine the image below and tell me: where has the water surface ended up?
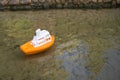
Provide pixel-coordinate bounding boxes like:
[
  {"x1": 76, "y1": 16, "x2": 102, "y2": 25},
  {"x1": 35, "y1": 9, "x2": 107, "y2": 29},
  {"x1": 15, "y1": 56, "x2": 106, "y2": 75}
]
[{"x1": 0, "y1": 9, "x2": 120, "y2": 80}]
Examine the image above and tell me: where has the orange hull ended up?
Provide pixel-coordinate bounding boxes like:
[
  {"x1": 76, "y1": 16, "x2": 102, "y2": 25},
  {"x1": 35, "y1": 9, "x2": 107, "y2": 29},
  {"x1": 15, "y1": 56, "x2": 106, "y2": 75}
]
[{"x1": 20, "y1": 35, "x2": 55, "y2": 55}]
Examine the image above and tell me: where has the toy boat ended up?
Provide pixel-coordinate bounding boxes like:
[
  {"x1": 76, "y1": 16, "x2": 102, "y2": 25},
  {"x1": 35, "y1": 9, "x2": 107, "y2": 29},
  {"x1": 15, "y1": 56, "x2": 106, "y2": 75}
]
[{"x1": 20, "y1": 29, "x2": 55, "y2": 55}]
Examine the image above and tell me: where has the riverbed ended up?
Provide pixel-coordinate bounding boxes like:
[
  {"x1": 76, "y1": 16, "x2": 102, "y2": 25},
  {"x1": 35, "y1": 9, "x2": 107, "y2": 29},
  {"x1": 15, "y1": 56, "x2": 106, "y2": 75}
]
[{"x1": 0, "y1": 9, "x2": 120, "y2": 80}]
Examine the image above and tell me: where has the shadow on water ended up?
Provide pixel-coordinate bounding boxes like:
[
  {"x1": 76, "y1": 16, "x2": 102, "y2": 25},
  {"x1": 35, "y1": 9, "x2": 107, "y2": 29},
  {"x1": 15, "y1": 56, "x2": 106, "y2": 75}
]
[
  {"x1": 96, "y1": 46, "x2": 120, "y2": 80},
  {"x1": 55, "y1": 39, "x2": 89, "y2": 80}
]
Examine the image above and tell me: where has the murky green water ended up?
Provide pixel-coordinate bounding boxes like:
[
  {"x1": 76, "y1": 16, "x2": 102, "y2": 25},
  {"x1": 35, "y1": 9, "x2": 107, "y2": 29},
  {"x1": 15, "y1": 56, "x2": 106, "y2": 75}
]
[{"x1": 0, "y1": 9, "x2": 120, "y2": 80}]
